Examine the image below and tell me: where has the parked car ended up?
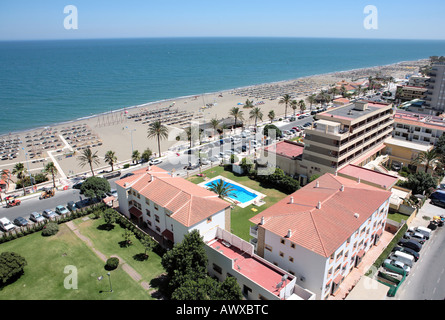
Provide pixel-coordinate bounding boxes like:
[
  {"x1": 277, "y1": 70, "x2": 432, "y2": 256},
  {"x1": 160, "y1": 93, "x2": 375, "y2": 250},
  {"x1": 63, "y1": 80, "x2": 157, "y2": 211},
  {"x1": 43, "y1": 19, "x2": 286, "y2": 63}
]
[
  {"x1": 42, "y1": 209, "x2": 57, "y2": 219},
  {"x1": 13, "y1": 216, "x2": 28, "y2": 227},
  {"x1": 393, "y1": 246, "x2": 419, "y2": 262},
  {"x1": 55, "y1": 205, "x2": 69, "y2": 215},
  {"x1": 403, "y1": 231, "x2": 426, "y2": 244},
  {"x1": 409, "y1": 226, "x2": 431, "y2": 240},
  {"x1": 149, "y1": 159, "x2": 162, "y2": 165},
  {"x1": 72, "y1": 182, "x2": 83, "y2": 189},
  {"x1": 430, "y1": 190, "x2": 445, "y2": 208},
  {"x1": 107, "y1": 189, "x2": 118, "y2": 198},
  {"x1": 398, "y1": 238, "x2": 422, "y2": 252},
  {"x1": 0, "y1": 217, "x2": 16, "y2": 232},
  {"x1": 67, "y1": 201, "x2": 77, "y2": 211},
  {"x1": 384, "y1": 259, "x2": 411, "y2": 275},
  {"x1": 30, "y1": 212, "x2": 45, "y2": 223}
]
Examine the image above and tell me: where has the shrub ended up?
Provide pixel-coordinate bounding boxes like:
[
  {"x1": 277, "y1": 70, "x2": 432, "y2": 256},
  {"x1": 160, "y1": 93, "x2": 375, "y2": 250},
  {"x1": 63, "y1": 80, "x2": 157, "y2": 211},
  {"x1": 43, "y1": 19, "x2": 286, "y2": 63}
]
[
  {"x1": 105, "y1": 257, "x2": 119, "y2": 270},
  {"x1": 41, "y1": 222, "x2": 59, "y2": 237}
]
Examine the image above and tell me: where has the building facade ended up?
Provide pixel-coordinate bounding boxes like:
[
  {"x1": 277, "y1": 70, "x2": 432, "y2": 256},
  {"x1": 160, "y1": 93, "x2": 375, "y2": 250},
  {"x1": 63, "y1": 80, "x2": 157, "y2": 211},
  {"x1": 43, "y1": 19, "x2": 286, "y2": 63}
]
[
  {"x1": 298, "y1": 100, "x2": 394, "y2": 178},
  {"x1": 425, "y1": 62, "x2": 445, "y2": 113},
  {"x1": 249, "y1": 173, "x2": 391, "y2": 300},
  {"x1": 115, "y1": 166, "x2": 231, "y2": 245}
]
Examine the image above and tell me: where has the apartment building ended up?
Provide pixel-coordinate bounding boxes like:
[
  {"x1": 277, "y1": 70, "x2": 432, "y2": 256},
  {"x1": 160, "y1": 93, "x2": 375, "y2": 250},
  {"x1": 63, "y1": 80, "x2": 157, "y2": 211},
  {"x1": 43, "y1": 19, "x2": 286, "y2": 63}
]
[
  {"x1": 396, "y1": 85, "x2": 428, "y2": 102},
  {"x1": 407, "y1": 75, "x2": 430, "y2": 87},
  {"x1": 393, "y1": 110, "x2": 445, "y2": 146},
  {"x1": 298, "y1": 100, "x2": 394, "y2": 178},
  {"x1": 425, "y1": 62, "x2": 445, "y2": 113},
  {"x1": 115, "y1": 166, "x2": 231, "y2": 245},
  {"x1": 249, "y1": 173, "x2": 392, "y2": 300}
]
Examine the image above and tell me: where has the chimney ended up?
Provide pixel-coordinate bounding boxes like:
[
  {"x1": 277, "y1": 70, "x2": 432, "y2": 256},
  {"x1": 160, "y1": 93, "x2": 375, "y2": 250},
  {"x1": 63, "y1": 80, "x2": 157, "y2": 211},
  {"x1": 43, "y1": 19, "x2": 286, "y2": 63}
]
[
  {"x1": 354, "y1": 213, "x2": 360, "y2": 219},
  {"x1": 317, "y1": 201, "x2": 321, "y2": 209},
  {"x1": 260, "y1": 216, "x2": 265, "y2": 225},
  {"x1": 287, "y1": 229, "x2": 292, "y2": 238},
  {"x1": 315, "y1": 181, "x2": 320, "y2": 188},
  {"x1": 289, "y1": 196, "x2": 294, "y2": 204},
  {"x1": 147, "y1": 165, "x2": 151, "y2": 171},
  {"x1": 340, "y1": 185, "x2": 345, "y2": 192},
  {"x1": 358, "y1": 177, "x2": 361, "y2": 184}
]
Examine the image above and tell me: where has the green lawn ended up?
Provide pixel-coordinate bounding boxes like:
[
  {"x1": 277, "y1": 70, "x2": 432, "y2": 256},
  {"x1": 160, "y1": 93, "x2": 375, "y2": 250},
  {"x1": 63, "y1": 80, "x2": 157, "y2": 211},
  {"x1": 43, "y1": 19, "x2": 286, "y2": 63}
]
[
  {"x1": 0, "y1": 219, "x2": 162, "y2": 300},
  {"x1": 189, "y1": 166, "x2": 288, "y2": 241}
]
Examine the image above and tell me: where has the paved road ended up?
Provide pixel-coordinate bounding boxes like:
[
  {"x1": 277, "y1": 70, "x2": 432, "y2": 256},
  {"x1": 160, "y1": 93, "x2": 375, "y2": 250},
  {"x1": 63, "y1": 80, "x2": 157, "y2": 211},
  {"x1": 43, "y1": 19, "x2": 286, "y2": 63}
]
[{"x1": 389, "y1": 200, "x2": 445, "y2": 300}]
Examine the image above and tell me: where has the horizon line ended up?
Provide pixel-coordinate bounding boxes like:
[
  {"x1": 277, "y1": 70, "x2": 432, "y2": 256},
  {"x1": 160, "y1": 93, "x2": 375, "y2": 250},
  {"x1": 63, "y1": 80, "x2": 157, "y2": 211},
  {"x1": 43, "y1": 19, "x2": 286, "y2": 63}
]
[{"x1": 2, "y1": 35, "x2": 445, "y2": 42}]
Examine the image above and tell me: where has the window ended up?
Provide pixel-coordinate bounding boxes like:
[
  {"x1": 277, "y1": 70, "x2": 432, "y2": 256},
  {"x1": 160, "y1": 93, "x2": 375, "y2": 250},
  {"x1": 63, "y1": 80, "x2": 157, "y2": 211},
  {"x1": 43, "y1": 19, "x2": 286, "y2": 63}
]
[
  {"x1": 155, "y1": 215, "x2": 160, "y2": 223},
  {"x1": 145, "y1": 209, "x2": 151, "y2": 217},
  {"x1": 336, "y1": 250, "x2": 343, "y2": 261},
  {"x1": 265, "y1": 245, "x2": 272, "y2": 252},
  {"x1": 289, "y1": 257, "x2": 294, "y2": 263},
  {"x1": 279, "y1": 251, "x2": 284, "y2": 258},
  {"x1": 212, "y1": 263, "x2": 222, "y2": 274},
  {"x1": 291, "y1": 243, "x2": 296, "y2": 249},
  {"x1": 280, "y1": 239, "x2": 285, "y2": 245}
]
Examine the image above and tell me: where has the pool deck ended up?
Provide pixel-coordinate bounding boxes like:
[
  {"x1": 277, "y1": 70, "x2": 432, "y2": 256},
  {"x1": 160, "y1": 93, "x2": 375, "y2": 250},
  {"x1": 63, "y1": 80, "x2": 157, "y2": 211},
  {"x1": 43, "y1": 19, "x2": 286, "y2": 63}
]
[{"x1": 199, "y1": 175, "x2": 267, "y2": 208}]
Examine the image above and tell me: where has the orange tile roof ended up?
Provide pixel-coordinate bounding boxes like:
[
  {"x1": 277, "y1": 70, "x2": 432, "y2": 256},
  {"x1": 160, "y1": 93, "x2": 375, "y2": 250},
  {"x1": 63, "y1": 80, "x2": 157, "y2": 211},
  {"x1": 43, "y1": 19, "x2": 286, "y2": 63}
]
[
  {"x1": 264, "y1": 141, "x2": 304, "y2": 159},
  {"x1": 116, "y1": 166, "x2": 230, "y2": 227},
  {"x1": 250, "y1": 174, "x2": 391, "y2": 257}
]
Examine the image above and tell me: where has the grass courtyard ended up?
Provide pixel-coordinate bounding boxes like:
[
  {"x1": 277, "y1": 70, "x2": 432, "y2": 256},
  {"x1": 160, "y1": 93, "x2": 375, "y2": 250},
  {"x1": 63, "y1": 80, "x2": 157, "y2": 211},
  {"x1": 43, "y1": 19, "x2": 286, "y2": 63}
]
[
  {"x1": 188, "y1": 166, "x2": 289, "y2": 241},
  {"x1": 0, "y1": 216, "x2": 164, "y2": 300}
]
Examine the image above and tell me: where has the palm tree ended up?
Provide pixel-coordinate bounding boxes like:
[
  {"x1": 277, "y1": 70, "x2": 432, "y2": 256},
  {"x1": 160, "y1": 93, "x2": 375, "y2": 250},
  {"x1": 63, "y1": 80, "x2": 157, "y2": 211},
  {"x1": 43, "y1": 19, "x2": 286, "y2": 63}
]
[
  {"x1": 290, "y1": 100, "x2": 298, "y2": 117},
  {"x1": 12, "y1": 162, "x2": 27, "y2": 196},
  {"x1": 268, "y1": 110, "x2": 275, "y2": 123},
  {"x1": 249, "y1": 107, "x2": 263, "y2": 131},
  {"x1": 44, "y1": 162, "x2": 58, "y2": 189},
  {"x1": 104, "y1": 150, "x2": 117, "y2": 172},
  {"x1": 208, "y1": 179, "x2": 236, "y2": 201},
  {"x1": 132, "y1": 150, "x2": 141, "y2": 164},
  {"x1": 209, "y1": 118, "x2": 221, "y2": 138},
  {"x1": 229, "y1": 107, "x2": 244, "y2": 129},
  {"x1": 298, "y1": 100, "x2": 306, "y2": 114},
  {"x1": 243, "y1": 99, "x2": 255, "y2": 109},
  {"x1": 147, "y1": 120, "x2": 169, "y2": 158},
  {"x1": 279, "y1": 94, "x2": 292, "y2": 120},
  {"x1": 77, "y1": 147, "x2": 100, "y2": 177},
  {"x1": 306, "y1": 94, "x2": 316, "y2": 111},
  {"x1": 1, "y1": 169, "x2": 13, "y2": 191},
  {"x1": 411, "y1": 149, "x2": 441, "y2": 173}
]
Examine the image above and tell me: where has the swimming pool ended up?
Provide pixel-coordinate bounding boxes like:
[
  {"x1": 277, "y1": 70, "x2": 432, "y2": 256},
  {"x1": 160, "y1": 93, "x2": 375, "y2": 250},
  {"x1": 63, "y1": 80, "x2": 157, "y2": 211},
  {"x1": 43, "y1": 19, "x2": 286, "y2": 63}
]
[{"x1": 205, "y1": 179, "x2": 258, "y2": 204}]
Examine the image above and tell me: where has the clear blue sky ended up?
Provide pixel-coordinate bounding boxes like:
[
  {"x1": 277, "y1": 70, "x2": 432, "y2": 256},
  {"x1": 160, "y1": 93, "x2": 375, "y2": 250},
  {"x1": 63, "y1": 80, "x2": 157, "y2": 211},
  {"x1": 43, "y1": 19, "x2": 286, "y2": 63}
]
[{"x1": 1, "y1": 0, "x2": 444, "y2": 41}]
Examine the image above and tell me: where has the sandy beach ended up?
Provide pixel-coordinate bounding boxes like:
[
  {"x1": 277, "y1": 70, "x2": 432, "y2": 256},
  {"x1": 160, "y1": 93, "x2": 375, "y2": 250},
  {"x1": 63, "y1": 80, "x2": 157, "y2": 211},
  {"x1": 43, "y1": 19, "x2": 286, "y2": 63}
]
[{"x1": 0, "y1": 58, "x2": 428, "y2": 189}]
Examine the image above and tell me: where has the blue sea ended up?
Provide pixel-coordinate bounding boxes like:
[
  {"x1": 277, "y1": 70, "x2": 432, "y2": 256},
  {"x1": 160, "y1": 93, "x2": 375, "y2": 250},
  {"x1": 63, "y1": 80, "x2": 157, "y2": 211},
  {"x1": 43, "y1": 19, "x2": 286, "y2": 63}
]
[{"x1": 1, "y1": 37, "x2": 445, "y2": 135}]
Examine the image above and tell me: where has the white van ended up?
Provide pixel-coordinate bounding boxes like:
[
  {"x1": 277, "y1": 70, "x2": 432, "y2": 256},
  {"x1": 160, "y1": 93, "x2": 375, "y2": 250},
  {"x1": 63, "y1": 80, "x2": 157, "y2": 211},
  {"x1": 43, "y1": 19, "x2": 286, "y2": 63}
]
[
  {"x1": 415, "y1": 226, "x2": 431, "y2": 240},
  {"x1": 390, "y1": 251, "x2": 415, "y2": 267}
]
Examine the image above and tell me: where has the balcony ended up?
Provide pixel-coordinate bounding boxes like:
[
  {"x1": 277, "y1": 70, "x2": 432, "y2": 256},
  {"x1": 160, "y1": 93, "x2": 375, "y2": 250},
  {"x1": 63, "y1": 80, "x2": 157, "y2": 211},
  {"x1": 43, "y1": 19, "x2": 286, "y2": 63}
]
[{"x1": 250, "y1": 225, "x2": 258, "y2": 238}]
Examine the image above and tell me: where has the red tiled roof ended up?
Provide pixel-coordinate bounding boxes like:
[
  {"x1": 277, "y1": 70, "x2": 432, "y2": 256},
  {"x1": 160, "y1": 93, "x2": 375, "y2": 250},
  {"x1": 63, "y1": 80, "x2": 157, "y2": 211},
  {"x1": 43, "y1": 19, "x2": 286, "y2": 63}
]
[
  {"x1": 250, "y1": 173, "x2": 392, "y2": 258},
  {"x1": 264, "y1": 141, "x2": 304, "y2": 159},
  {"x1": 117, "y1": 166, "x2": 230, "y2": 227},
  {"x1": 338, "y1": 164, "x2": 398, "y2": 190}
]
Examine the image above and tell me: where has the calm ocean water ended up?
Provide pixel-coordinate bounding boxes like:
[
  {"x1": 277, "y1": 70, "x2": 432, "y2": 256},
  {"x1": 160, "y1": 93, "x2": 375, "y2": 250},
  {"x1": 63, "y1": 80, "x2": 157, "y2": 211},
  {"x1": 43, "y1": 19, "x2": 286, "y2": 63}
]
[{"x1": 1, "y1": 37, "x2": 445, "y2": 135}]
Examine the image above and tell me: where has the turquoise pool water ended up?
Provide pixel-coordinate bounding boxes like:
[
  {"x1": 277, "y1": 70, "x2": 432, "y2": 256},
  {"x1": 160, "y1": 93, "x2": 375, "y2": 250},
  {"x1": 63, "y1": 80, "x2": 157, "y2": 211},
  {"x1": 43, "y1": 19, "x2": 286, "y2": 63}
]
[{"x1": 205, "y1": 179, "x2": 257, "y2": 204}]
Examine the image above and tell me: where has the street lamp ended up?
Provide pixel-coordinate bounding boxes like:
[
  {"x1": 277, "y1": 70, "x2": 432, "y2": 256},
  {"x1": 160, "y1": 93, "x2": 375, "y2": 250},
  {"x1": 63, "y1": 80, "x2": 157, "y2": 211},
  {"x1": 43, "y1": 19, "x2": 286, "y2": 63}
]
[
  {"x1": 125, "y1": 126, "x2": 136, "y2": 154},
  {"x1": 22, "y1": 147, "x2": 34, "y2": 193}
]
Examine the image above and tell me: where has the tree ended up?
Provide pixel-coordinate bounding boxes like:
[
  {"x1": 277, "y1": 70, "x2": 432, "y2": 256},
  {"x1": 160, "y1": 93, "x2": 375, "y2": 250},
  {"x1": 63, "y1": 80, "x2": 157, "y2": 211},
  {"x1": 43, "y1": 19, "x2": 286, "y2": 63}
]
[
  {"x1": 207, "y1": 179, "x2": 236, "y2": 200},
  {"x1": 249, "y1": 107, "x2": 263, "y2": 131},
  {"x1": 0, "y1": 252, "x2": 27, "y2": 285},
  {"x1": 12, "y1": 162, "x2": 27, "y2": 196},
  {"x1": 209, "y1": 118, "x2": 221, "y2": 138},
  {"x1": 77, "y1": 147, "x2": 100, "y2": 177},
  {"x1": 218, "y1": 276, "x2": 243, "y2": 300},
  {"x1": 104, "y1": 150, "x2": 117, "y2": 172},
  {"x1": 298, "y1": 99, "x2": 306, "y2": 114},
  {"x1": 80, "y1": 176, "x2": 110, "y2": 200},
  {"x1": 290, "y1": 99, "x2": 298, "y2": 117},
  {"x1": 43, "y1": 162, "x2": 58, "y2": 189},
  {"x1": 279, "y1": 94, "x2": 292, "y2": 119},
  {"x1": 411, "y1": 149, "x2": 440, "y2": 173},
  {"x1": 263, "y1": 124, "x2": 282, "y2": 138},
  {"x1": 243, "y1": 99, "x2": 254, "y2": 109},
  {"x1": 229, "y1": 107, "x2": 244, "y2": 129},
  {"x1": 141, "y1": 148, "x2": 153, "y2": 163},
  {"x1": 103, "y1": 208, "x2": 120, "y2": 228},
  {"x1": 401, "y1": 172, "x2": 436, "y2": 195},
  {"x1": 306, "y1": 94, "x2": 316, "y2": 111},
  {"x1": 268, "y1": 110, "x2": 275, "y2": 123},
  {"x1": 131, "y1": 150, "x2": 141, "y2": 164},
  {"x1": 161, "y1": 230, "x2": 208, "y2": 294},
  {"x1": 147, "y1": 120, "x2": 169, "y2": 158},
  {"x1": 139, "y1": 235, "x2": 156, "y2": 259}
]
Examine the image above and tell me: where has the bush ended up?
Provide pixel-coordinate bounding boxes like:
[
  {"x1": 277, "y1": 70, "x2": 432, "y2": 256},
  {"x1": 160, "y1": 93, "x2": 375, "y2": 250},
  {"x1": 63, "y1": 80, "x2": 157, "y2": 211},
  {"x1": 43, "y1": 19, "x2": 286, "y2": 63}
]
[
  {"x1": 105, "y1": 257, "x2": 119, "y2": 270},
  {"x1": 41, "y1": 222, "x2": 59, "y2": 237}
]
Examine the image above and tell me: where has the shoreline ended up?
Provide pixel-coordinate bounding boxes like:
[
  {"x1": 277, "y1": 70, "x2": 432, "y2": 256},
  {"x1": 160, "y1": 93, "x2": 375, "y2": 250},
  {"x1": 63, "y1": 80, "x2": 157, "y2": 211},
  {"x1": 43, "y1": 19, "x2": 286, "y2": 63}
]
[
  {"x1": 0, "y1": 57, "x2": 428, "y2": 181},
  {"x1": 1, "y1": 58, "x2": 428, "y2": 138}
]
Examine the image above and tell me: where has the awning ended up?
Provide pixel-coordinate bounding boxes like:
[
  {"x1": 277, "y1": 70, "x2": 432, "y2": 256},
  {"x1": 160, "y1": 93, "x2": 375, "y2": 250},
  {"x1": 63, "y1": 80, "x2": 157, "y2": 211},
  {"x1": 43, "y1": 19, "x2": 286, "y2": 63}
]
[
  {"x1": 357, "y1": 249, "x2": 365, "y2": 258},
  {"x1": 129, "y1": 206, "x2": 142, "y2": 218},
  {"x1": 162, "y1": 229, "x2": 174, "y2": 242}
]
